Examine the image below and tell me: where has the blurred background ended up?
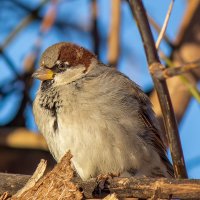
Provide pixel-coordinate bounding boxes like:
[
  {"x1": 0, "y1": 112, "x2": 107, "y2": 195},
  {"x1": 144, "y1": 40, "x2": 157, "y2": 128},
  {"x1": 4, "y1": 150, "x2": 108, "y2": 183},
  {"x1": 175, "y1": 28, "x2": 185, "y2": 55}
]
[{"x1": 0, "y1": 0, "x2": 200, "y2": 178}]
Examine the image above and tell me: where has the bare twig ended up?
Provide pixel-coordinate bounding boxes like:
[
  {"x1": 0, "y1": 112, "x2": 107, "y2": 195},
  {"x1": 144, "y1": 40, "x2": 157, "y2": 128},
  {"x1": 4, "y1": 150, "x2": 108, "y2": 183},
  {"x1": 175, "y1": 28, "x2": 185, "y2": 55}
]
[
  {"x1": 0, "y1": 192, "x2": 8, "y2": 200},
  {"x1": 160, "y1": 51, "x2": 200, "y2": 105},
  {"x1": 148, "y1": 15, "x2": 172, "y2": 47},
  {"x1": 156, "y1": 0, "x2": 174, "y2": 49},
  {"x1": 150, "y1": 1, "x2": 200, "y2": 130},
  {"x1": 107, "y1": 0, "x2": 121, "y2": 66},
  {"x1": 128, "y1": 0, "x2": 187, "y2": 178},
  {"x1": 153, "y1": 59, "x2": 200, "y2": 80}
]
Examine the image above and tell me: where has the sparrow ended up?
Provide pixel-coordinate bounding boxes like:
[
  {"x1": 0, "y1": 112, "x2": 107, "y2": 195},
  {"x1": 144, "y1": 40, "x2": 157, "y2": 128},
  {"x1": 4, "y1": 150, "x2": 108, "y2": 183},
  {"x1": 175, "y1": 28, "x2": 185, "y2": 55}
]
[{"x1": 33, "y1": 42, "x2": 174, "y2": 180}]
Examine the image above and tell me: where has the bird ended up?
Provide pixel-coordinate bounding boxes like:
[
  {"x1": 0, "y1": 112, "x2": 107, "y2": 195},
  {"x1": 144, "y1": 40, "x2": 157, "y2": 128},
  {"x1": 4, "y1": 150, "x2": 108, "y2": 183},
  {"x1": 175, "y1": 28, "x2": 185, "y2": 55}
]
[{"x1": 32, "y1": 42, "x2": 174, "y2": 180}]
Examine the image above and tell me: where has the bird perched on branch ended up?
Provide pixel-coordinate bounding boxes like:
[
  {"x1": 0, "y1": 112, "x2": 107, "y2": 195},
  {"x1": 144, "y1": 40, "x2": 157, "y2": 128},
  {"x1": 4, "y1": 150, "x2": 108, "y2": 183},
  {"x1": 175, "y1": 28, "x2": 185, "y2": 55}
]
[{"x1": 33, "y1": 42, "x2": 174, "y2": 180}]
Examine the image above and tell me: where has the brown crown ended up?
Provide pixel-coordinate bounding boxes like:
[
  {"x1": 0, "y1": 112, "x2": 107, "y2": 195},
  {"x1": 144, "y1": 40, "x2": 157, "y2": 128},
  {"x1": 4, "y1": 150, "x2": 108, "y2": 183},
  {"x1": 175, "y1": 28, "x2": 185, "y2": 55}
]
[
  {"x1": 40, "y1": 42, "x2": 97, "y2": 70},
  {"x1": 58, "y1": 43, "x2": 96, "y2": 69}
]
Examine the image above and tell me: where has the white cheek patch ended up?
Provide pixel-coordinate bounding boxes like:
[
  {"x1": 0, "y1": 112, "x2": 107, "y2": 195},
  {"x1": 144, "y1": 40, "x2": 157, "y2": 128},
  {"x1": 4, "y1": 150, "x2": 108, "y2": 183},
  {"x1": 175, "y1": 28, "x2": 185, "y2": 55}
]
[
  {"x1": 64, "y1": 61, "x2": 69, "y2": 65},
  {"x1": 56, "y1": 60, "x2": 61, "y2": 65}
]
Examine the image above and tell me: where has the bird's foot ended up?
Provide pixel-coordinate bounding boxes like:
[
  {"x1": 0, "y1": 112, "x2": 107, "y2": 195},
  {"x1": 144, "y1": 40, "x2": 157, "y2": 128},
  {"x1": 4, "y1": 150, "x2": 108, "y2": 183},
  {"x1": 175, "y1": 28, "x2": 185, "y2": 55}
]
[{"x1": 94, "y1": 173, "x2": 119, "y2": 196}]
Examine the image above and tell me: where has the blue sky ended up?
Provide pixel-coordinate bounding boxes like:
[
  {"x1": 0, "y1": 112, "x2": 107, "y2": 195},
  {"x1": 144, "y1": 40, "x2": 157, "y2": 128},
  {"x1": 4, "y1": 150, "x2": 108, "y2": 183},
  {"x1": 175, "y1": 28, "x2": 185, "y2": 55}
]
[{"x1": 0, "y1": 0, "x2": 200, "y2": 178}]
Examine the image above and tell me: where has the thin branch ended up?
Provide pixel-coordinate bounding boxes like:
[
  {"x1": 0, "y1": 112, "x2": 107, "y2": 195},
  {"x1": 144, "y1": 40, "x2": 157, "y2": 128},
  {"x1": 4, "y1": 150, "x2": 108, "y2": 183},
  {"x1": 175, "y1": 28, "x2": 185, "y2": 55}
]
[
  {"x1": 153, "y1": 59, "x2": 200, "y2": 80},
  {"x1": 107, "y1": 0, "x2": 121, "y2": 66},
  {"x1": 150, "y1": 1, "x2": 200, "y2": 133},
  {"x1": 127, "y1": 0, "x2": 187, "y2": 178},
  {"x1": 156, "y1": 0, "x2": 174, "y2": 49},
  {"x1": 148, "y1": 15, "x2": 173, "y2": 48},
  {"x1": 159, "y1": 52, "x2": 200, "y2": 103}
]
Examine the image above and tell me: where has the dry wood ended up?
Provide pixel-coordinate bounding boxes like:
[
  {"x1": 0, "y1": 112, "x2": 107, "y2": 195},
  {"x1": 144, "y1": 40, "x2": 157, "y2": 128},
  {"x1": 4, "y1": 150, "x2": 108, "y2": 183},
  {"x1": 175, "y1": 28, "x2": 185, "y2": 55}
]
[
  {"x1": 1, "y1": 172, "x2": 200, "y2": 199},
  {"x1": 103, "y1": 193, "x2": 118, "y2": 200},
  {"x1": 11, "y1": 152, "x2": 82, "y2": 200}
]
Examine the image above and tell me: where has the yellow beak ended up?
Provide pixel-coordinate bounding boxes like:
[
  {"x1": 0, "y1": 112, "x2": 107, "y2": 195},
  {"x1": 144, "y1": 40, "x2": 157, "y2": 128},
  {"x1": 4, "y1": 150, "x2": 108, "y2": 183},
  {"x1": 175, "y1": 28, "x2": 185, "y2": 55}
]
[{"x1": 32, "y1": 68, "x2": 54, "y2": 81}]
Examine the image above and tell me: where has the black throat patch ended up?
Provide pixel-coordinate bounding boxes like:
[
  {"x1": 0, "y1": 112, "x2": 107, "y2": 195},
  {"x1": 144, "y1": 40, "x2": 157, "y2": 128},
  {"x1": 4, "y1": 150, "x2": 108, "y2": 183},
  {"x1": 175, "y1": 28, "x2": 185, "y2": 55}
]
[
  {"x1": 41, "y1": 80, "x2": 55, "y2": 92},
  {"x1": 39, "y1": 86, "x2": 63, "y2": 132}
]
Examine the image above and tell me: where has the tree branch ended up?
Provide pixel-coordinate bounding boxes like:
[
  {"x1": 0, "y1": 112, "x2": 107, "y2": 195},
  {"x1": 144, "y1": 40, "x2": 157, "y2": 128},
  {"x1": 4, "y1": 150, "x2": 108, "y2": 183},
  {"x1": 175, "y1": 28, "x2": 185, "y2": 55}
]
[
  {"x1": 150, "y1": 1, "x2": 200, "y2": 125},
  {"x1": 152, "y1": 59, "x2": 200, "y2": 80},
  {"x1": 1, "y1": 173, "x2": 200, "y2": 199},
  {"x1": 148, "y1": 15, "x2": 173, "y2": 48},
  {"x1": 156, "y1": 0, "x2": 174, "y2": 49},
  {"x1": 127, "y1": 0, "x2": 187, "y2": 178}
]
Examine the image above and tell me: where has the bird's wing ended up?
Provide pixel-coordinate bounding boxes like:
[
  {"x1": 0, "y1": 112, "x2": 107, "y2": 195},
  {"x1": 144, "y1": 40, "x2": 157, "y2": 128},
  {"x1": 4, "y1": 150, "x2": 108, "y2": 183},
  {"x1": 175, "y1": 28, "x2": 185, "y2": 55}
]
[
  {"x1": 103, "y1": 68, "x2": 174, "y2": 177},
  {"x1": 128, "y1": 74, "x2": 174, "y2": 177}
]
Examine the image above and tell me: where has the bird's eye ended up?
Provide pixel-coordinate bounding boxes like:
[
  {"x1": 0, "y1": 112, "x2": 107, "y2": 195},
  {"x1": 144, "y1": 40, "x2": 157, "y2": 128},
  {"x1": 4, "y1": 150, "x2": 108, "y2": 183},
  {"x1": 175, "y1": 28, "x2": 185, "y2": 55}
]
[
  {"x1": 54, "y1": 61, "x2": 71, "y2": 72},
  {"x1": 57, "y1": 63, "x2": 65, "y2": 70}
]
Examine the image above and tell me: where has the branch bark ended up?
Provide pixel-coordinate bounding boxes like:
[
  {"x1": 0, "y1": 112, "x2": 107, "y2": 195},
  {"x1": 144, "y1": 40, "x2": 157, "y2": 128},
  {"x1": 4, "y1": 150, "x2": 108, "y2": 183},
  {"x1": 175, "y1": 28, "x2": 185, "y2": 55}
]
[
  {"x1": 150, "y1": 1, "x2": 200, "y2": 125},
  {"x1": 1, "y1": 173, "x2": 200, "y2": 199},
  {"x1": 127, "y1": 0, "x2": 187, "y2": 178},
  {"x1": 152, "y1": 59, "x2": 200, "y2": 80}
]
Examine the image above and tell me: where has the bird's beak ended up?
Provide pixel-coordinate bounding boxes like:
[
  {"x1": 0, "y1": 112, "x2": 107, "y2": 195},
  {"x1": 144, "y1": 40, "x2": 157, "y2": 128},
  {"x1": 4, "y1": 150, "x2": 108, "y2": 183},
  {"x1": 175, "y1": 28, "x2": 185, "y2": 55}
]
[{"x1": 32, "y1": 68, "x2": 54, "y2": 81}]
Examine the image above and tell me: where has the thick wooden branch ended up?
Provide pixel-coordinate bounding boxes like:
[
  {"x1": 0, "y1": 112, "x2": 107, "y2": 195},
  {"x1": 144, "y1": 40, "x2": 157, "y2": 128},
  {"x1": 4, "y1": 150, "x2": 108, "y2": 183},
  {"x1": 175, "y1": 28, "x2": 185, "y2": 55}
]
[
  {"x1": 127, "y1": 0, "x2": 187, "y2": 178},
  {"x1": 1, "y1": 173, "x2": 200, "y2": 199}
]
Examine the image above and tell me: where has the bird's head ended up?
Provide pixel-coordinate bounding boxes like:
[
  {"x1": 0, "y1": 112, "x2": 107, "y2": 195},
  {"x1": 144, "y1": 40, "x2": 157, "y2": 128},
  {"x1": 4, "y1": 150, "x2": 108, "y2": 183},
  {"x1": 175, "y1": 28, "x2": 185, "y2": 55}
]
[{"x1": 32, "y1": 42, "x2": 97, "y2": 88}]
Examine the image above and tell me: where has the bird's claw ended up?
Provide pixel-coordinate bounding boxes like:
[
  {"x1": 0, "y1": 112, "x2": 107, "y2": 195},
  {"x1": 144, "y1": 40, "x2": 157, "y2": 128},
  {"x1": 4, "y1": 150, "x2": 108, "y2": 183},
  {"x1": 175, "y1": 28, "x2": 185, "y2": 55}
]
[{"x1": 95, "y1": 173, "x2": 118, "y2": 194}]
